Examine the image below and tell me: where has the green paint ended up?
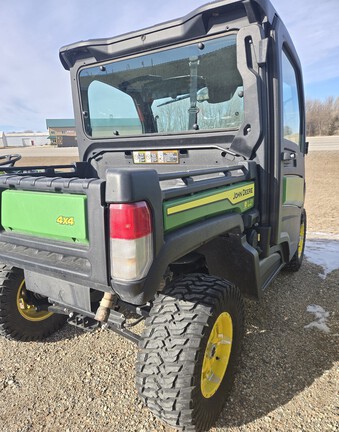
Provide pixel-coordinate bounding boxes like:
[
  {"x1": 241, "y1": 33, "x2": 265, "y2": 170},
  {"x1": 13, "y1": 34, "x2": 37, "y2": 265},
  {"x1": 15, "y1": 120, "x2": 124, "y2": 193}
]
[
  {"x1": 1, "y1": 190, "x2": 88, "y2": 244},
  {"x1": 283, "y1": 176, "x2": 304, "y2": 207},
  {"x1": 163, "y1": 181, "x2": 255, "y2": 231}
]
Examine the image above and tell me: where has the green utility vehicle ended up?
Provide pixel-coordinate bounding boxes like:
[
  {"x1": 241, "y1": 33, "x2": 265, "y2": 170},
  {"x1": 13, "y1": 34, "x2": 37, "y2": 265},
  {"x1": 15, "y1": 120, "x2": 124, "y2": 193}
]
[{"x1": 0, "y1": 0, "x2": 307, "y2": 430}]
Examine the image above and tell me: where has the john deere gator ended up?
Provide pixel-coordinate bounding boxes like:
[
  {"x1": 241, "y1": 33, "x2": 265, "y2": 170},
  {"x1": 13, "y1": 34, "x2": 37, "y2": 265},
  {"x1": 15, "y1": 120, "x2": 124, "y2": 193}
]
[{"x1": 0, "y1": 0, "x2": 307, "y2": 430}]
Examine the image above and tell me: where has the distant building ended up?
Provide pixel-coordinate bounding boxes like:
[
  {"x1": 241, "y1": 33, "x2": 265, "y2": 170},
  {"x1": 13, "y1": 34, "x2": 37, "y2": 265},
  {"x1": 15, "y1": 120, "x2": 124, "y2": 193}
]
[
  {"x1": 46, "y1": 119, "x2": 76, "y2": 147},
  {"x1": 0, "y1": 132, "x2": 7, "y2": 148},
  {"x1": 0, "y1": 132, "x2": 49, "y2": 148}
]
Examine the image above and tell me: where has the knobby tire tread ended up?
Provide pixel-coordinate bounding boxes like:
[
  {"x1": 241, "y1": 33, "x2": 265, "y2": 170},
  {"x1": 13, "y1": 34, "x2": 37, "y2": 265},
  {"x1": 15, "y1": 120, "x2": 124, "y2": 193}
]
[{"x1": 136, "y1": 273, "x2": 244, "y2": 431}]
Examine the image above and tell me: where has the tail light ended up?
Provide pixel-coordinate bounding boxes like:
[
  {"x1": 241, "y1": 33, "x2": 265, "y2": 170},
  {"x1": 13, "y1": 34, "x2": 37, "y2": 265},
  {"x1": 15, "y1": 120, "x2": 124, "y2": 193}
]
[{"x1": 109, "y1": 202, "x2": 153, "y2": 281}]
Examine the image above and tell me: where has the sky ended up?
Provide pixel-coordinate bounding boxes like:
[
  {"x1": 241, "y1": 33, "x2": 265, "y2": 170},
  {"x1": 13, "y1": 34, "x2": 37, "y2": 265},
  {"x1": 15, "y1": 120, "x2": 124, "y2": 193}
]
[{"x1": 1, "y1": 0, "x2": 338, "y2": 132}]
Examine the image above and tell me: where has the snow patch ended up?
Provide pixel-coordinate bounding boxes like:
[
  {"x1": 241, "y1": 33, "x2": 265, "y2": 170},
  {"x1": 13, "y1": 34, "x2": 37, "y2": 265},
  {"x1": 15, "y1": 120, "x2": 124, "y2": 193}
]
[
  {"x1": 308, "y1": 232, "x2": 339, "y2": 239},
  {"x1": 304, "y1": 304, "x2": 330, "y2": 333},
  {"x1": 304, "y1": 239, "x2": 339, "y2": 279}
]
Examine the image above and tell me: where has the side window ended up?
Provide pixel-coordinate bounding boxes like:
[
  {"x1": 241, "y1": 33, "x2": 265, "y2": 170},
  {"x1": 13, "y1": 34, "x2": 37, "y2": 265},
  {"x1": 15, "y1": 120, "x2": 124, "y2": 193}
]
[{"x1": 281, "y1": 49, "x2": 301, "y2": 145}]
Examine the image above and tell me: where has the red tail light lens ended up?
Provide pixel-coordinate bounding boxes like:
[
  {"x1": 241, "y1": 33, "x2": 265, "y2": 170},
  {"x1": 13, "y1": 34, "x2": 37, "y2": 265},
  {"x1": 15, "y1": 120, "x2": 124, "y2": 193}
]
[
  {"x1": 109, "y1": 201, "x2": 153, "y2": 281},
  {"x1": 110, "y1": 202, "x2": 152, "y2": 240}
]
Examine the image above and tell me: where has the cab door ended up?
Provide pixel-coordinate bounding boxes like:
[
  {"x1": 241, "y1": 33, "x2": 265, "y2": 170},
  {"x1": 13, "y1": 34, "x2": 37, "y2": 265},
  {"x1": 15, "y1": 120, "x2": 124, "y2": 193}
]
[{"x1": 279, "y1": 43, "x2": 306, "y2": 260}]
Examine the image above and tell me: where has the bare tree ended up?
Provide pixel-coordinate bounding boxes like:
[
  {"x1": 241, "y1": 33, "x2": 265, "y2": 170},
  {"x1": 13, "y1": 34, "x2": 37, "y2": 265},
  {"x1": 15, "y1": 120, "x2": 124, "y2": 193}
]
[
  {"x1": 153, "y1": 89, "x2": 244, "y2": 133},
  {"x1": 306, "y1": 97, "x2": 339, "y2": 136}
]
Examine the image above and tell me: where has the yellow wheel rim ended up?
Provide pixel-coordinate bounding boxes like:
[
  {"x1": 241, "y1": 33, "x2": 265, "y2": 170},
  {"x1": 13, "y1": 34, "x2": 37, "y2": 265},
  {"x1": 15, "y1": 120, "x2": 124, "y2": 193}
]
[
  {"x1": 297, "y1": 219, "x2": 305, "y2": 259},
  {"x1": 16, "y1": 280, "x2": 53, "y2": 322},
  {"x1": 201, "y1": 312, "x2": 233, "y2": 399}
]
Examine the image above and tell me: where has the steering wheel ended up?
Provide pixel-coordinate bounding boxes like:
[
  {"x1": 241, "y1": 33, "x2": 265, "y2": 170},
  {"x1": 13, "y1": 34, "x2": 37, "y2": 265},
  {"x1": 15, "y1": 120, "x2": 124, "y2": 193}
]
[{"x1": 0, "y1": 154, "x2": 22, "y2": 167}]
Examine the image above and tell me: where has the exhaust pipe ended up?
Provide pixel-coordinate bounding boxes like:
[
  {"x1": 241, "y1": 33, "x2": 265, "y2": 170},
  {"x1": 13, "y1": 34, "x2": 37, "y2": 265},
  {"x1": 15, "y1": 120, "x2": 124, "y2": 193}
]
[{"x1": 94, "y1": 292, "x2": 115, "y2": 323}]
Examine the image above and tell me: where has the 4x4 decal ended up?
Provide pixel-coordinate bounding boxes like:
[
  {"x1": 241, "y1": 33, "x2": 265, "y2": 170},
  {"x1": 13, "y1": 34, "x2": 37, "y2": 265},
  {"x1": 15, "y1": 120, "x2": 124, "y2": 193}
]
[{"x1": 56, "y1": 216, "x2": 75, "y2": 226}]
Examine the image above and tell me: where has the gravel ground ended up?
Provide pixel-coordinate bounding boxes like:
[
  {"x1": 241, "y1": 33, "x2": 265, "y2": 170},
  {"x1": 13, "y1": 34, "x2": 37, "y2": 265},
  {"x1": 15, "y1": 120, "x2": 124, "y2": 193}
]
[{"x1": 0, "y1": 151, "x2": 338, "y2": 432}]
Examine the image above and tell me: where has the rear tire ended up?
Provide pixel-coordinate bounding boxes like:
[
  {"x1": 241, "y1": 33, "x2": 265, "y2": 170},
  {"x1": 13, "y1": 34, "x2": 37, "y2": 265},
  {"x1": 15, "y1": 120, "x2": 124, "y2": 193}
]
[
  {"x1": 285, "y1": 209, "x2": 306, "y2": 272},
  {"x1": 136, "y1": 273, "x2": 244, "y2": 431},
  {"x1": 0, "y1": 265, "x2": 66, "y2": 341}
]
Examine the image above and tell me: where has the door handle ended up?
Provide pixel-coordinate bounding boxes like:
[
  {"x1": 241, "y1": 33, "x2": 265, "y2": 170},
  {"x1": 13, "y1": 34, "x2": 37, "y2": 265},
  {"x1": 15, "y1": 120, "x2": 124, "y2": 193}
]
[{"x1": 282, "y1": 151, "x2": 296, "y2": 161}]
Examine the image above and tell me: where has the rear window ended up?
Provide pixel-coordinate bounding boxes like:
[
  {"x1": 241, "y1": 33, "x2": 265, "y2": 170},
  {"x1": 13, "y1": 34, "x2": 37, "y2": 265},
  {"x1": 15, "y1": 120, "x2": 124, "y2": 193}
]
[{"x1": 79, "y1": 34, "x2": 243, "y2": 138}]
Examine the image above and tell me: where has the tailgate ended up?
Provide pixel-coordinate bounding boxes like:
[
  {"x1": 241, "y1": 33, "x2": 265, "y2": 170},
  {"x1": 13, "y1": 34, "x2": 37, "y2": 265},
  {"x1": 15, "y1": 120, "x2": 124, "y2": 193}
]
[
  {"x1": 0, "y1": 175, "x2": 108, "y2": 289},
  {"x1": 2, "y1": 190, "x2": 88, "y2": 244}
]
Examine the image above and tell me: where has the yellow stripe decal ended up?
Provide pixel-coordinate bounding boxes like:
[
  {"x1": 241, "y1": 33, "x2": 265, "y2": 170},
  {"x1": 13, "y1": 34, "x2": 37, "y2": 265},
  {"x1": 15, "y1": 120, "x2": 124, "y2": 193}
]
[{"x1": 167, "y1": 183, "x2": 255, "y2": 216}]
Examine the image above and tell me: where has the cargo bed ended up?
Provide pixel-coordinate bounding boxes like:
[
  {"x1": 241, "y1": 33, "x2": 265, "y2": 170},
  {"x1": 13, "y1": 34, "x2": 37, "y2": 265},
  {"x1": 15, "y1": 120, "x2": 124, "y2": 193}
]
[{"x1": 0, "y1": 160, "x2": 256, "y2": 298}]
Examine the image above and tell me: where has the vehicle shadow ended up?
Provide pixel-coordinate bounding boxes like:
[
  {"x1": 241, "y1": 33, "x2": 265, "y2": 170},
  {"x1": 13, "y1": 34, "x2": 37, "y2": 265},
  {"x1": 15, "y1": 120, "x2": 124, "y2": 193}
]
[
  {"x1": 215, "y1": 260, "x2": 338, "y2": 429},
  {"x1": 45, "y1": 322, "x2": 84, "y2": 342}
]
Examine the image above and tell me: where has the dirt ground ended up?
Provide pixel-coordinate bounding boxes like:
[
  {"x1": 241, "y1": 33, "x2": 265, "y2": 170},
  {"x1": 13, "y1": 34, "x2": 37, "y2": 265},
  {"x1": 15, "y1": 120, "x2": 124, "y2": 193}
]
[{"x1": 305, "y1": 152, "x2": 339, "y2": 235}]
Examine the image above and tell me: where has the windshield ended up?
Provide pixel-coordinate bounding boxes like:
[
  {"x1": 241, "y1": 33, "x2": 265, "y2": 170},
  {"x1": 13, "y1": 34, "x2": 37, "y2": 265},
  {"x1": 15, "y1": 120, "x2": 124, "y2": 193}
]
[{"x1": 79, "y1": 34, "x2": 243, "y2": 138}]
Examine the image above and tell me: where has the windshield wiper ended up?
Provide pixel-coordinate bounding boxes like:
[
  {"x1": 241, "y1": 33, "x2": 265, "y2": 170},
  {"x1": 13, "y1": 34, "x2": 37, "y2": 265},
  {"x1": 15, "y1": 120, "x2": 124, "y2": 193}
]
[{"x1": 157, "y1": 94, "x2": 190, "y2": 107}]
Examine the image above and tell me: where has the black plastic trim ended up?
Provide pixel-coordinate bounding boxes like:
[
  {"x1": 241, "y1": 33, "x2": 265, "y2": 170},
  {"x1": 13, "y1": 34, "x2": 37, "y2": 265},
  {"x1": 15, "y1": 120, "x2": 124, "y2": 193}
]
[
  {"x1": 60, "y1": 1, "x2": 277, "y2": 70},
  {"x1": 112, "y1": 213, "x2": 244, "y2": 305}
]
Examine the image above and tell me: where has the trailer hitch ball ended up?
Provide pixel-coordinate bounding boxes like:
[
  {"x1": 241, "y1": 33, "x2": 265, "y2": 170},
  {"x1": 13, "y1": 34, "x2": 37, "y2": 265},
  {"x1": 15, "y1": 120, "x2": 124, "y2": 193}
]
[{"x1": 94, "y1": 292, "x2": 115, "y2": 323}]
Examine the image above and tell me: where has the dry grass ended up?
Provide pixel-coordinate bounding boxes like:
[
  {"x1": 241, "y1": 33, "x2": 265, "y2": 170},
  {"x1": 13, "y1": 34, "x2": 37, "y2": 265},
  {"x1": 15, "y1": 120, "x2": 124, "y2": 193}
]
[{"x1": 16, "y1": 156, "x2": 78, "y2": 167}]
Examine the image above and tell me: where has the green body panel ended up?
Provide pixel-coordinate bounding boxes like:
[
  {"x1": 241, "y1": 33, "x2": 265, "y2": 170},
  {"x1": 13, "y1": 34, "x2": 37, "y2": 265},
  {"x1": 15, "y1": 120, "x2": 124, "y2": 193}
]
[
  {"x1": 1, "y1": 190, "x2": 88, "y2": 244},
  {"x1": 163, "y1": 181, "x2": 255, "y2": 231},
  {"x1": 283, "y1": 176, "x2": 304, "y2": 207}
]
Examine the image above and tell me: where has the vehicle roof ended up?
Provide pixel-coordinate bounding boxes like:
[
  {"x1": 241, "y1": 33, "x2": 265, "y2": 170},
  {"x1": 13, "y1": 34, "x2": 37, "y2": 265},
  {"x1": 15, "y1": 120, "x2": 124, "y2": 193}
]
[{"x1": 59, "y1": 0, "x2": 284, "y2": 70}]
